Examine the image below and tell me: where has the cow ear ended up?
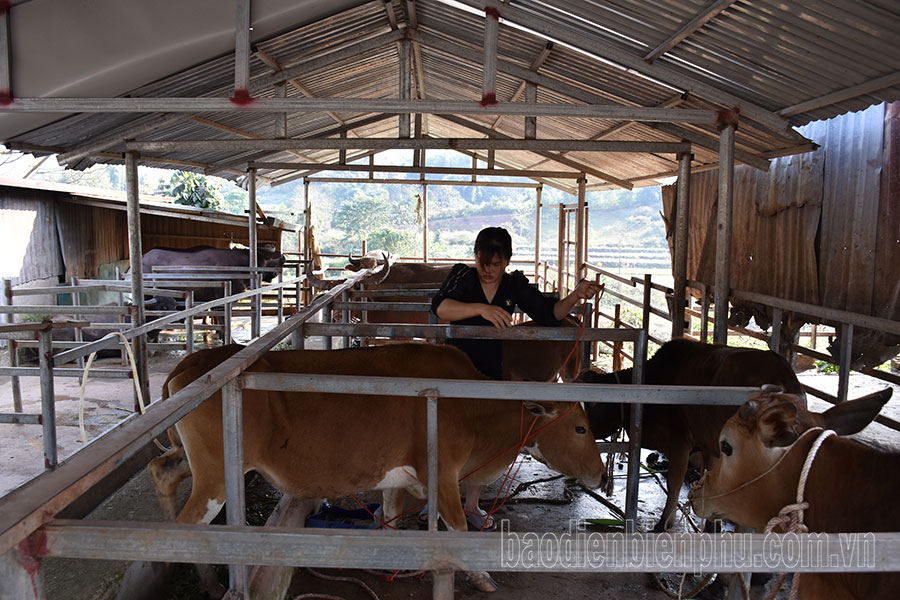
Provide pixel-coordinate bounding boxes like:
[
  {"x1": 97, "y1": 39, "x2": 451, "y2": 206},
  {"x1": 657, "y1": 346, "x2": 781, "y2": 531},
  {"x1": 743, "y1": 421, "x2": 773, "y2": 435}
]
[
  {"x1": 524, "y1": 401, "x2": 552, "y2": 416},
  {"x1": 757, "y1": 401, "x2": 799, "y2": 448},
  {"x1": 821, "y1": 387, "x2": 892, "y2": 435}
]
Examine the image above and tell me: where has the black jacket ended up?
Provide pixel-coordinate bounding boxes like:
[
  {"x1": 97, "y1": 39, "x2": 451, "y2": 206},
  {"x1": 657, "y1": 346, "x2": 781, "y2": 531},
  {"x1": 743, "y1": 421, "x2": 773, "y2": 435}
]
[{"x1": 431, "y1": 263, "x2": 559, "y2": 379}]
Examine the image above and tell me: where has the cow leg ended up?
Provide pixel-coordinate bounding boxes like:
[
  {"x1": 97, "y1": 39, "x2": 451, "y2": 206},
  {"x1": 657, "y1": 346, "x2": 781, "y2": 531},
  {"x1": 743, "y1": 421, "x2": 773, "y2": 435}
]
[
  {"x1": 176, "y1": 468, "x2": 229, "y2": 599},
  {"x1": 147, "y1": 445, "x2": 192, "y2": 521},
  {"x1": 437, "y1": 478, "x2": 497, "y2": 592},
  {"x1": 381, "y1": 488, "x2": 407, "y2": 529},
  {"x1": 654, "y1": 447, "x2": 690, "y2": 533}
]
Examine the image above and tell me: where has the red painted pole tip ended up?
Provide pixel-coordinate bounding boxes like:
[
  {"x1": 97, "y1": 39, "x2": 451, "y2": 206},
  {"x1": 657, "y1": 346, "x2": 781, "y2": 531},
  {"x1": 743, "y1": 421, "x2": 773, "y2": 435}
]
[
  {"x1": 480, "y1": 92, "x2": 498, "y2": 107},
  {"x1": 230, "y1": 88, "x2": 255, "y2": 106},
  {"x1": 485, "y1": 6, "x2": 501, "y2": 19},
  {"x1": 0, "y1": 90, "x2": 13, "y2": 106},
  {"x1": 0, "y1": 1, "x2": 11, "y2": 15},
  {"x1": 715, "y1": 106, "x2": 741, "y2": 131}
]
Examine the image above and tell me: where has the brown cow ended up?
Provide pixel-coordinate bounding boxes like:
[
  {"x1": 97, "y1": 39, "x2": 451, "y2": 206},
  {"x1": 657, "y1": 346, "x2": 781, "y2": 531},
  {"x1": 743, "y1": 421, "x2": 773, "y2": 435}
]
[
  {"x1": 689, "y1": 387, "x2": 895, "y2": 599},
  {"x1": 503, "y1": 315, "x2": 584, "y2": 383},
  {"x1": 149, "y1": 343, "x2": 606, "y2": 593},
  {"x1": 578, "y1": 337, "x2": 806, "y2": 532}
]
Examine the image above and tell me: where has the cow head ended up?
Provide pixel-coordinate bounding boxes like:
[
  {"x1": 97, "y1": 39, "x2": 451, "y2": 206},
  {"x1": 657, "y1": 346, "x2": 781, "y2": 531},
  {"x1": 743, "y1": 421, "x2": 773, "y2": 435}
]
[
  {"x1": 257, "y1": 244, "x2": 286, "y2": 283},
  {"x1": 574, "y1": 368, "x2": 627, "y2": 440},
  {"x1": 688, "y1": 386, "x2": 891, "y2": 531},
  {"x1": 522, "y1": 400, "x2": 607, "y2": 489}
]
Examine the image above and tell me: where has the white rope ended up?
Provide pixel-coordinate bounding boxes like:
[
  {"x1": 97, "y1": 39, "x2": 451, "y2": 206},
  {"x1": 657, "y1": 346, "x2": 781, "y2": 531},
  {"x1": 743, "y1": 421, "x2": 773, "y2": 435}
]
[
  {"x1": 78, "y1": 331, "x2": 168, "y2": 451},
  {"x1": 763, "y1": 429, "x2": 836, "y2": 600}
]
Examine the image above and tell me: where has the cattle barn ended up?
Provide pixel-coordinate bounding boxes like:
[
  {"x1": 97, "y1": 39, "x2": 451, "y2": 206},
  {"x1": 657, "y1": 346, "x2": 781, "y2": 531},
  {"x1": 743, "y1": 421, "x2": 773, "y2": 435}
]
[
  {"x1": 0, "y1": 1, "x2": 899, "y2": 599},
  {"x1": 0, "y1": 177, "x2": 295, "y2": 305}
]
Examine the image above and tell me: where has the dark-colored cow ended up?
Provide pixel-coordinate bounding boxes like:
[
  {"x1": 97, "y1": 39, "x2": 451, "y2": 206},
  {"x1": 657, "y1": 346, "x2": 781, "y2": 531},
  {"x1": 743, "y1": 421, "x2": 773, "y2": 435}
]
[
  {"x1": 141, "y1": 243, "x2": 286, "y2": 303},
  {"x1": 689, "y1": 387, "x2": 894, "y2": 599},
  {"x1": 577, "y1": 337, "x2": 805, "y2": 532},
  {"x1": 149, "y1": 343, "x2": 606, "y2": 593}
]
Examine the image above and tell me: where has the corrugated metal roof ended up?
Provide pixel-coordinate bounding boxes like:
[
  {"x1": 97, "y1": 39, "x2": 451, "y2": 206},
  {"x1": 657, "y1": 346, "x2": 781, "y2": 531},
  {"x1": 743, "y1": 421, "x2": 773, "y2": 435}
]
[{"x1": 2, "y1": 0, "x2": 898, "y2": 192}]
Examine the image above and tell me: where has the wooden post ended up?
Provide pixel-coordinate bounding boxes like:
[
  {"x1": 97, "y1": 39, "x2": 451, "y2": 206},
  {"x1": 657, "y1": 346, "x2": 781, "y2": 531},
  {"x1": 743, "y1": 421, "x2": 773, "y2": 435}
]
[
  {"x1": 671, "y1": 151, "x2": 692, "y2": 339},
  {"x1": 714, "y1": 120, "x2": 736, "y2": 344}
]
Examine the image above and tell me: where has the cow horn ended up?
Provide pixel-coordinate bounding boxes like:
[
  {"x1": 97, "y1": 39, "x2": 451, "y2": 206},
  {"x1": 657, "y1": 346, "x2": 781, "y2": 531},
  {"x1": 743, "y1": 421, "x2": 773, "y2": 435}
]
[
  {"x1": 304, "y1": 264, "x2": 343, "y2": 290},
  {"x1": 760, "y1": 383, "x2": 784, "y2": 395},
  {"x1": 738, "y1": 400, "x2": 759, "y2": 420},
  {"x1": 372, "y1": 251, "x2": 393, "y2": 284}
]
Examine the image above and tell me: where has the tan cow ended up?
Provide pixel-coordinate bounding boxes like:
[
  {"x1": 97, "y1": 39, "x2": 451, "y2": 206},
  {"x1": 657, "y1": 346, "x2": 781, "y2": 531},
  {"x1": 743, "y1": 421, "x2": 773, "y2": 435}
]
[
  {"x1": 689, "y1": 387, "x2": 895, "y2": 599},
  {"x1": 149, "y1": 342, "x2": 606, "y2": 593}
]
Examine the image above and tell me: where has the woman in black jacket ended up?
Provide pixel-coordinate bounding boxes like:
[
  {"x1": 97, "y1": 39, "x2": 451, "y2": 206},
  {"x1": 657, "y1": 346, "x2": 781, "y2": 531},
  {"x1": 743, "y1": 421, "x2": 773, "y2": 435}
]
[{"x1": 430, "y1": 226, "x2": 601, "y2": 529}]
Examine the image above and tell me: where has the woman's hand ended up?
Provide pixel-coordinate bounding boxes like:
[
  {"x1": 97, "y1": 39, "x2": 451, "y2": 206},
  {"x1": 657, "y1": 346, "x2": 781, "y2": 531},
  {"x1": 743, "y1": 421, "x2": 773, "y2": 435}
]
[
  {"x1": 573, "y1": 279, "x2": 604, "y2": 300},
  {"x1": 479, "y1": 304, "x2": 513, "y2": 328}
]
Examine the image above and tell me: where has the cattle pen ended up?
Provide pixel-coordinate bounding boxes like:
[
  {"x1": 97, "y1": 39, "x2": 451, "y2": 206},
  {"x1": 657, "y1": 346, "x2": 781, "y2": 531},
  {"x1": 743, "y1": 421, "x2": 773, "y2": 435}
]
[{"x1": 2, "y1": 1, "x2": 900, "y2": 599}]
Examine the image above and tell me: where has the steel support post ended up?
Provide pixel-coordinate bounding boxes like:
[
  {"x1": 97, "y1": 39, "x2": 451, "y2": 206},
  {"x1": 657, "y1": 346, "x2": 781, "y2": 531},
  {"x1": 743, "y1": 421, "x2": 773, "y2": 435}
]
[
  {"x1": 234, "y1": 0, "x2": 250, "y2": 97},
  {"x1": 1, "y1": 547, "x2": 43, "y2": 599},
  {"x1": 700, "y1": 282, "x2": 710, "y2": 342},
  {"x1": 838, "y1": 323, "x2": 853, "y2": 403},
  {"x1": 2, "y1": 279, "x2": 22, "y2": 412},
  {"x1": 124, "y1": 151, "x2": 150, "y2": 407},
  {"x1": 422, "y1": 184, "x2": 429, "y2": 262},
  {"x1": 185, "y1": 291, "x2": 194, "y2": 354},
  {"x1": 70, "y1": 277, "x2": 85, "y2": 374},
  {"x1": 671, "y1": 152, "x2": 692, "y2": 338},
  {"x1": 625, "y1": 329, "x2": 648, "y2": 532},
  {"x1": 556, "y1": 203, "x2": 565, "y2": 294},
  {"x1": 224, "y1": 281, "x2": 233, "y2": 345},
  {"x1": 433, "y1": 570, "x2": 454, "y2": 600},
  {"x1": 524, "y1": 82, "x2": 537, "y2": 139},
  {"x1": 222, "y1": 378, "x2": 248, "y2": 596},
  {"x1": 39, "y1": 326, "x2": 57, "y2": 469},
  {"x1": 399, "y1": 38, "x2": 411, "y2": 139},
  {"x1": 769, "y1": 308, "x2": 783, "y2": 355},
  {"x1": 482, "y1": 6, "x2": 499, "y2": 105},
  {"x1": 534, "y1": 186, "x2": 542, "y2": 282},
  {"x1": 341, "y1": 291, "x2": 350, "y2": 349},
  {"x1": 277, "y1": 270, "x2": 284, "y2": 325},
  {"x1": 575, "y1": 178, "x2": 586, "y2": 283},
  {"x1": 426, "y1": 394, "x2": 439, "y2": 532},
  {"x1": 248, "y1": 169, "x2": 260, "y2": 340},
  {"x1": 324, "y1": 306, "x2": 333, "y2": 350},
  {"x1": 714, "y1": 122, "x2": 735, "y2": 344}
]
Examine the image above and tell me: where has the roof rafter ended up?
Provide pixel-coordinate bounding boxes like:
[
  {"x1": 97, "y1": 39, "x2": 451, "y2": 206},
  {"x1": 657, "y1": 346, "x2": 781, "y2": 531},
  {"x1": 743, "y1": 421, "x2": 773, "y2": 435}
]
[
  {"x1": 434, "y1": 113, "x2": 634, "y2": 189},
  {"x1": 410, "y1": 28, "x2": 772, "y2": 170},
  {"x1": 642, "y1": 0, "x2": 738, "y2": 63},
  {"x1": 457, "y1": 0, "x2": 796, "y2": 136}
]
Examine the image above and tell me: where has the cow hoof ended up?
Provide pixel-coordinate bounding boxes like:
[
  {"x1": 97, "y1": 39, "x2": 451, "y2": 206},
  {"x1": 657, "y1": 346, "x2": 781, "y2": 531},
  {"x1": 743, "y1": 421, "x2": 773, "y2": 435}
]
[{"x1": 467, "y1": 570, "x2": 498, "y2": 592}]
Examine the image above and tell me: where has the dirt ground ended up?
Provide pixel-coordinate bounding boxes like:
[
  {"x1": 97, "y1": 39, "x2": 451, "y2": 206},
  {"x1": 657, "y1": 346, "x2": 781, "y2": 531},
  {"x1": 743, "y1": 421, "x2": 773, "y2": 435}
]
[{"x1": 1, "y1": 333, "x2": 898, "y2": 600}]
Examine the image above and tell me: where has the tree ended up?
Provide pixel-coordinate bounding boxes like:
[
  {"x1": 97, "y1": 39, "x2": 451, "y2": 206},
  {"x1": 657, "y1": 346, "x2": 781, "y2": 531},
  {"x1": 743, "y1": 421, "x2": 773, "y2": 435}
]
[
  {"x1": 331, "y1": 189, "x2": 391, "y2": 244},
  {"x1": 162, "y1": 171, "x2": 222, "y2": 210}
]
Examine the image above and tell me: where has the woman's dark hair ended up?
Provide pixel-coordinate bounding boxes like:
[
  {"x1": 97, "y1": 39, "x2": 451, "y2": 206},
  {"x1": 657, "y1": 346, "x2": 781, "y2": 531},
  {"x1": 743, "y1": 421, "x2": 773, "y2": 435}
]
[{"x1": 474, "y1": 227, "x2": 513, "y2": 266}]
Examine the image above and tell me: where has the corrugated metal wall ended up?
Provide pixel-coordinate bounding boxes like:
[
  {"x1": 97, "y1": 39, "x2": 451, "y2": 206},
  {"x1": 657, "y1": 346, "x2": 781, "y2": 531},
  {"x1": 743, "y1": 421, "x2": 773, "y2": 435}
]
[
  {"x1": 663, "y1": 102, "x2": 897, "y2": 325},
  {"x1": 1, "y1": 188, "x2": 285, "y2": 287},
  {"x1": 0, "y1": 189, "x2": 66, "y2": 286}
]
